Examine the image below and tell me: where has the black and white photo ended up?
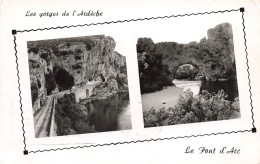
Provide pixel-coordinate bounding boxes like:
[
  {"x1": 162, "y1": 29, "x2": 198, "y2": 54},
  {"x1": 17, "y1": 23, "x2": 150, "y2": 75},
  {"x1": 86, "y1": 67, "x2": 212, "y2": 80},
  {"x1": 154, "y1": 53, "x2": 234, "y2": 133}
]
[
  {"x1": 28, "y1": 35, "x2": 131, "y2": 137},
  {"x1": 137, "y1": 23, "x2": 240, "y2": 128}
]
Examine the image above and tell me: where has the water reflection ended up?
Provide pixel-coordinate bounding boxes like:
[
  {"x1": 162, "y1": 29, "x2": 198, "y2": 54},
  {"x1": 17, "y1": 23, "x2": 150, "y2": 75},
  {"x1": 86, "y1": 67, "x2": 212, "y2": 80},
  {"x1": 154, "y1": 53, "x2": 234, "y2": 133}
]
[{"x1": 86, "y1": 92, "x2": 132, "y2": 132}]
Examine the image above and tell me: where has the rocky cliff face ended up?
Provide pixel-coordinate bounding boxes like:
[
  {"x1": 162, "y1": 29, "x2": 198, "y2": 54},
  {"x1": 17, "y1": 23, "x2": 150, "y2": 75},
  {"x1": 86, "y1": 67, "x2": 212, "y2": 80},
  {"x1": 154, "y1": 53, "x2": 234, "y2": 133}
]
[
  {"x1": 137, "y1": 23, "x2": 236, "y2": 93},
  {"x1": 138, "y1": 23, "x2": 235, "y2": 80},
  {"x1": 28, "y1": 52, "x2": 48, "y2": 110},
  {"x1": 28, "y1": 35, "x2": 128, "y2": 110},
  {"x1": 160, "y1": 23, "x2": 235, "y2": 80}
]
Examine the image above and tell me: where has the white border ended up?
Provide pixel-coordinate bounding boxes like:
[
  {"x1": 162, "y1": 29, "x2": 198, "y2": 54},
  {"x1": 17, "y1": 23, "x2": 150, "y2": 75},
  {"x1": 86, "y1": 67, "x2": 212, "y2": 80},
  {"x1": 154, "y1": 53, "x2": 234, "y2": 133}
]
[{"x1": 15, "y1": 9, "x2": 253, "y2": 152}]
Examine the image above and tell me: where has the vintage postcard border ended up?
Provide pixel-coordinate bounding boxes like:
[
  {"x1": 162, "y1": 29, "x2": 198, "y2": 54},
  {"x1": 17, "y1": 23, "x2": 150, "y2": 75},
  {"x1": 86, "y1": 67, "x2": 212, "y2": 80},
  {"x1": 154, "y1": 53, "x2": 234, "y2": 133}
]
[{"x1": 12, "y1": 7, "x2": 256, "y2": 155}]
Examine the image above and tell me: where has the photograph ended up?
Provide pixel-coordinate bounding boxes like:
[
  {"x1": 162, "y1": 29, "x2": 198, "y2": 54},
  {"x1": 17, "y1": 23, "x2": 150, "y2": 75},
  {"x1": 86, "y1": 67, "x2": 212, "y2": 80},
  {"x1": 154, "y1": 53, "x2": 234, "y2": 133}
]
[
  {"x1": 28, "y1": 35, "x2": 131, "y2": 138},
  {"x1": 137, "y1": 22, "x2": 241, "y2": 128}
]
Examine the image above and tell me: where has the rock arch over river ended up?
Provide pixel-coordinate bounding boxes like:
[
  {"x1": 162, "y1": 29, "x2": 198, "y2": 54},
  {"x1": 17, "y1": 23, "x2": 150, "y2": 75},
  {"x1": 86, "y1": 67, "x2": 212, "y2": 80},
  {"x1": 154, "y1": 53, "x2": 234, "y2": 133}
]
[{"x1": 137, "y1": 23, "x2": 237, "y2": 94}]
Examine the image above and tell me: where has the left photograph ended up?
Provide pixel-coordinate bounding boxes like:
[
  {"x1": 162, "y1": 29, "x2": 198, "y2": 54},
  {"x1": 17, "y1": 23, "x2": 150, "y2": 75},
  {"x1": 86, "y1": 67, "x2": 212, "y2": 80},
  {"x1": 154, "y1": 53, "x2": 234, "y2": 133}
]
[{"x1": 27, "y1": 35, "x2": 131, "y2": 138}]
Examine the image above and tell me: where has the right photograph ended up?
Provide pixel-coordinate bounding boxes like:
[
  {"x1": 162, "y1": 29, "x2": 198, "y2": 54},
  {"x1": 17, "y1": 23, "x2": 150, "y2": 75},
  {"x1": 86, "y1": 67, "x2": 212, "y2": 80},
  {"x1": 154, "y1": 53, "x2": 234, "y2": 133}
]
[{"x1": 137, "y1": 23, "x2": 241, "y2": 128}]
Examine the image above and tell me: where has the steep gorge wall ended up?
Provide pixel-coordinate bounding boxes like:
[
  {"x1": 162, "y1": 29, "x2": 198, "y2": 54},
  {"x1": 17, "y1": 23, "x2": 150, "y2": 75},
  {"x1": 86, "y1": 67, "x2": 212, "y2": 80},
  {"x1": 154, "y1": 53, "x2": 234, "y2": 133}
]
[{"x1": 28, "y1": 35, "x2": 128, "y2": 110}]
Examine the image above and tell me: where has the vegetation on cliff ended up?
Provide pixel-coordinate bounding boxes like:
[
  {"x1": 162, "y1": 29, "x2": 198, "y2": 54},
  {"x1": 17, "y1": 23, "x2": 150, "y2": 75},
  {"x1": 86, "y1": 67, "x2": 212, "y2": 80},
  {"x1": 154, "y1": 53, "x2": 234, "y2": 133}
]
[
  {"x1": 137, "y1": 49, "x2": 173, "y2": 94},
  {"x1": 28, "y1": 35, "x2": 128, "y2": 111},
  {"x1": 55, "y1": 93, "x2": 95, "y2": 136},
  {"x1": 28, "y1": 35, "x2": 130, "y2": 136},
  {"x1": 137, "y1": 23, "x2": 236, "y2": 94},
  {"x1": 30, "y1": 82, "x2": 38, "y2": 104}
]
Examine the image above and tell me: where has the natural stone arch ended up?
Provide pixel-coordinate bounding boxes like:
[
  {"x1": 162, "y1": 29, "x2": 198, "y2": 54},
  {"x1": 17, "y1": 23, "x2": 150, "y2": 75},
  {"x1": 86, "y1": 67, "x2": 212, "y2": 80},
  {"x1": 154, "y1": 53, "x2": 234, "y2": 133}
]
[{"x1": 173, "y1": 62, "x2": 200, "y2": 79}]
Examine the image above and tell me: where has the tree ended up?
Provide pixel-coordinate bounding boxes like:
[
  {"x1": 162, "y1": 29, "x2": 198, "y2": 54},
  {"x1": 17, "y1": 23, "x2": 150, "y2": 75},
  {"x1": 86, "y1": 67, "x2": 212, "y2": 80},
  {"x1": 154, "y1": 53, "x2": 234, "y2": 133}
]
[
  {"x1": 136, "y1": 38, "x2": 155, "y2": 53},
  {"x1": 28, "y1": 47, "x2": 39, "y2": 54},
  {"x1": 137, "y1": 50, "x2": 173, "y2": 94},
  {"x1": 55, "y1": 93, "x2": 96, "y2": 136},
  {"x1": 202, "y1": 60, "x2": 224, "y2": 80}
]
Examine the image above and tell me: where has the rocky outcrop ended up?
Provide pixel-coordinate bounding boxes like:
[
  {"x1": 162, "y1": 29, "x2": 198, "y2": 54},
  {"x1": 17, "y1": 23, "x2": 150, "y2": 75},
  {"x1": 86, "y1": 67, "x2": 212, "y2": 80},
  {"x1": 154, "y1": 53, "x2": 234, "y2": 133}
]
[
  {"x1": 28, "y1": 35, "x2": 128, "y2": 111},
  {"x1": 137, "y1": 23, "x2": 235, "y2": 81},
  {"x1": 137, "y1": 23, "x2": 236, "y2": 93},
  {"x1": 28, "y1": 51, "x2": 48, "y2": 111},
  {"x1": 91, "y1": 78, "x2": 119, "y2": 99},
  {"x1": 163, "y1": 23, "x2": 234, "y2": 80}
]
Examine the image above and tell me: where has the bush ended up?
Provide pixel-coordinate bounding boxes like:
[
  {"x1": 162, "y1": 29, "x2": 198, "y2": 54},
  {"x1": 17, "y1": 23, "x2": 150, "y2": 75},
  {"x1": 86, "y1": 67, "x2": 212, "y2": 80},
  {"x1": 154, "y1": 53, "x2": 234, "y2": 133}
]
[
  {"x1": 29, "y1": 60, "x2": 40, "y2": 69},
  {"x1": 143, "y1": 107, "x2": 172, "y2": 127},
  {"x1": 74, "y1": 120, "x2": 95, "y2": 134},
  {"x1": 51, "y1": 46, "x2": 60, "y2": 56},
  {"x1": 55, "y1": 116, "x2": 73, "y2": 135},
  {"x1": 28, "y1": 47, "x2": 39, "y2": 54},
  {"x1": 40, "y1": 52, "x2": 49, "y2": 61},
  {"x1": 66, "y1": 43, "x2": 71, "y2": 47},
  {"x1": 143, "y1": 89, "x2": 240, "y2": 127},
  {"x1": 84, "y1": 38, "x2": 96, "y2": 50},
  {"x1": 55, "y1": 93, "x2": 95, "y2": 136}
]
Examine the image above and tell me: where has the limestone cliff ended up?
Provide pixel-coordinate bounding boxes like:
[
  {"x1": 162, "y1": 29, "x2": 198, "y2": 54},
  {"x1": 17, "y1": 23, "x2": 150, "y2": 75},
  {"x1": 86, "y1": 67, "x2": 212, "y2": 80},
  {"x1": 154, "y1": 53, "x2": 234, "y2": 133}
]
[
  {"x1": 137, "y1": 23, "x2": 236, "y2": 93},
  {"x1": 157, "y1": 23, "x2": 235, "y2": 80},
  {"x1": 28, "y1": 35, "x2": 128, "y2": 111}
]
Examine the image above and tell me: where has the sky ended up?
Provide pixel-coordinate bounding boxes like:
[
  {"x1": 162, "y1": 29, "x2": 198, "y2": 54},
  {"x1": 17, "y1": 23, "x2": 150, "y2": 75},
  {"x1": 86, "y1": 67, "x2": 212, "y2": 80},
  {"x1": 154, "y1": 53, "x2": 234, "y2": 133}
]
[{"x1": 111, "y1": 11, "x2": 239, "y2": 54}]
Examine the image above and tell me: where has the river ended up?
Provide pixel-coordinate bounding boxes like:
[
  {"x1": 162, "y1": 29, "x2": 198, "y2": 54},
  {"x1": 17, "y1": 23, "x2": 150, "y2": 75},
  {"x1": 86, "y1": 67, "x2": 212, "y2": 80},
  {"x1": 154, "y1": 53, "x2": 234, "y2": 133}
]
[
  {"x1": 142, "y1": 79, "x2": 239, "y2": 111},
  {"x1": 199, "y1": 79, "x2": 239, "y2": 101},
  {"x1": 85, "y1": 92, "x2": 132, "y2": 132}
]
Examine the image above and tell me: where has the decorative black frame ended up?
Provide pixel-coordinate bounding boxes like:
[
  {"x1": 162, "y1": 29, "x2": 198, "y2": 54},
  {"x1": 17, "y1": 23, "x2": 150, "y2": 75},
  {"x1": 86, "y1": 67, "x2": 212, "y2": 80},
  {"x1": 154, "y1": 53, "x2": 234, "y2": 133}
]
[{"x1": 12, "y1": 7, "x2": 256, "y2": 155}]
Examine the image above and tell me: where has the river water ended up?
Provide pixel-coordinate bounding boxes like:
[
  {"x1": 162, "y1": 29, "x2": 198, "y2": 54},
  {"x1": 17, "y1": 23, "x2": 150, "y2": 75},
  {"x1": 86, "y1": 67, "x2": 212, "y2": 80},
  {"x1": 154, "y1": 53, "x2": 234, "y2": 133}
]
[
  {"x1": 86, "y1": 92, "x2": 132, "y2": 132},
  {"x1": 142, "y1": 79, "x2": 239, "y2": 111},
  {"x1": 172, "y1": 80, "x2": 202, "y2": 95},
  {"x1": 199, "y1": 79, "x2": 239, "y2": 101}
]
